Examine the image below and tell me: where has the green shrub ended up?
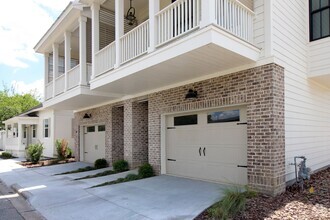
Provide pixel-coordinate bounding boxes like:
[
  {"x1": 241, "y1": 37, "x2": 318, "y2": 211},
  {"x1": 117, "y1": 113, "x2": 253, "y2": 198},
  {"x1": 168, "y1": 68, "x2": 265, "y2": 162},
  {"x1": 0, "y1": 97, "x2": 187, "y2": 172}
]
[
  {"x1": 94, "y1": 158, "x2": 108, "y2": 169},
  {"x1": 125, "y1": 174, "x2": 140, "y2": 181},
  {"x1": 55, "y1": 139, "x2": 72, "y2": 160},
  {"x1": 0, "y1": 152, "x2": 13, "y2": 159},
  {"x1": 26, "y1": 143, "x2": 44, "y2": 163},
  {"x1": 208, "y1": 186, "x2": 257, "y2": 220},
  {"x1": 138, "y1": 163, "x2": 154, "y2": 178},
  {"x1": 113, "y1": 160, "x2": 129, "y2": 172}
]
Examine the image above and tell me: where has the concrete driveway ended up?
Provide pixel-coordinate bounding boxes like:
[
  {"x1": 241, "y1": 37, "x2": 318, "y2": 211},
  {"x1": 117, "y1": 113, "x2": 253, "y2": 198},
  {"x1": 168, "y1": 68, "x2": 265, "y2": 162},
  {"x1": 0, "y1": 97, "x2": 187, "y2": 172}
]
[{"x1": 0, "y1": 159, "x2": 226, "y2": 220}]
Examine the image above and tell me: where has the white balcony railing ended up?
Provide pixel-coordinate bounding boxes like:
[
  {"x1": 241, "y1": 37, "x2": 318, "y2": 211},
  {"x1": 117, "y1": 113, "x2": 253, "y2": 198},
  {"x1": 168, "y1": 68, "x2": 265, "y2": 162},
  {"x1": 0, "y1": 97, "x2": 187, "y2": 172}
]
[
  {"x1": 95, "y1": 42, "x2": 116, "y2": 76},
  {"x1": 67, "y1": 65, "x2": 80, "y2": 90},
  {"x1": 120, "y1": 20, "x2": 150, "y2": 64},
  {"x1": 55, "y1": 74, "x2": 65, "y2": 96},
  {"x1": 156, "y1": 0, "x2": 201, "y2": 46},
  {"x1": 215, "y1": 0, "x2": 254, "y2": 43},
  {"x1": 45, "y1": 82, "x2": 53, "y2": 100}
]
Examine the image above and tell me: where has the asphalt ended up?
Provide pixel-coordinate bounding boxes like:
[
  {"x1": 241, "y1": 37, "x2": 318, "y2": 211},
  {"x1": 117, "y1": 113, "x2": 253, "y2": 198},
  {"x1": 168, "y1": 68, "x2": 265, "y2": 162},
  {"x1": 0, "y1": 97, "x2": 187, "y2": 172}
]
[{"x1": 0, "y1": 158, "x2": 226, "y2": 220}]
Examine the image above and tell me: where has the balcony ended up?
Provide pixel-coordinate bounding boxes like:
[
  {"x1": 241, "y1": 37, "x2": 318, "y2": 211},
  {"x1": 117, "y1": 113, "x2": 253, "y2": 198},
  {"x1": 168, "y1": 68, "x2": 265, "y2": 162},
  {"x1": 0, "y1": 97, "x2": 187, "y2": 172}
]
[
  {"x1": 91, "y1": 0, "x2": 260, "y2": 96},
  {"x1": 308, "y1": 37, "x2": 330, "y2": 88}
]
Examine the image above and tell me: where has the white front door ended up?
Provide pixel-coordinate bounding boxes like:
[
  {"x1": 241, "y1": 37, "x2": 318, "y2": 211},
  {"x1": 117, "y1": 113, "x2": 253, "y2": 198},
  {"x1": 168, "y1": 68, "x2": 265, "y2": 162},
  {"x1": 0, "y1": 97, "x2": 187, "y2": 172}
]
[
  {"x1": 166, "y1": 106, "x2": 248, "y2": 185},
  {"x1": 84, "y1": 125, "x2": 106, "y2": 164}
]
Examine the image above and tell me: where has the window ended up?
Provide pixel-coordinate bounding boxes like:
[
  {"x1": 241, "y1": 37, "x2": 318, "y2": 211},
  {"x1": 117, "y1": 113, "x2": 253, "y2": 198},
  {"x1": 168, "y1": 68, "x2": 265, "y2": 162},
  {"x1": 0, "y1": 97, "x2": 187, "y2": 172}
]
[
  {"x1": 43, "y1": 119, "x2": 50, "y2": 138},
  {"x1": 174, "y1": 115, "x2": 198, "y2": 126},
  {"x1": 23, "y1": 127, "x2": 27, "y2": 139},
  {"x1": 13, "y1": 123, "x2": 18, "y2": 137},
  {"x1": 32, "y1": 125, "x2": 37, "y2": 138},
  {"x1": 7, "y1": 125, "x2": 11, "y2": 138},
  {"x1": 87, "y1": 126, "x2": 95, "y2": 132},
  {"x1": 310, "y1": 0, "x2": 330, "y2": 41},
  {"x1": 98, "y1": 125, "x2": 105, "y2": 132},
  {"x1": 208, "y1": 110, "x2": 240, "y2": 123}
]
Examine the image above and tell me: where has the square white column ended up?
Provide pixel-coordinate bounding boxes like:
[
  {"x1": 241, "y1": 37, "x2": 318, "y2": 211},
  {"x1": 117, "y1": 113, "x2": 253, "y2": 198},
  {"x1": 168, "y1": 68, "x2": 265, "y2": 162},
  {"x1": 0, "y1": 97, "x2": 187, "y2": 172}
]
[
  {"x1": 91, "y1": 3, "x2": 100, "y2": 79},
  {"x1": 52, "y1": 43, "x2": 59, "y2": 98},
  {"x1": 115, "y1": 0, "x2": 124, "y2": 68},
  {"x1": 64, "y1": 31, "x2": 71, "y2": 91},
  {"x1": 79, "y1": 16, "x2": 87, "y2": 85},
  {"x1": 148, "y1": 0, "x2": 160, "y2": 52},
  {"x1": 200, "y1": 0, "x2": 217, "y2": 28},
  {"x1": 44, "y1": 53, "x2": 49, "y2": 102}
]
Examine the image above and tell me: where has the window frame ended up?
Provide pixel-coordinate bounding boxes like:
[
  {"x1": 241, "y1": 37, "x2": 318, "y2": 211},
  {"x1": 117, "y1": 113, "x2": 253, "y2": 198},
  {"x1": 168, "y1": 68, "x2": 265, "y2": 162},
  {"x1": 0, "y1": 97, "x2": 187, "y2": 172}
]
[
  {"x1": 310, "y1": 0, "x2": 330, "y2": 41},
  {"x1": 43, "y1": 119, "x2": 50, "y2": 138},
  {"x1": 32, "y1": 125, "x2": 37, "y2": 138}
]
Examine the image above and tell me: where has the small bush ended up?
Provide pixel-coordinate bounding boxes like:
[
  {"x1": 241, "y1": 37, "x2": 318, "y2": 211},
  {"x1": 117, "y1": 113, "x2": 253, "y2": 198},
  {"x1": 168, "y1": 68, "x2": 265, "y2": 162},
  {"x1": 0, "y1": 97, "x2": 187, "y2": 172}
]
[
  {"x1": 26, "y1": 143, "x2": 44, "y2": 163},
  {"x1": 138, "y1": 163, "x2": 154, "y2": 178},
  {"x1": 208, "y1": 186, "x2": 257, "y2": 220},
  {"x1": 113, "y1": 160, "x2": 129, "y2": 172},
  {"x1": 94, "y1": 158, "x2": 108, "y2": 169},
  {"x1": 55, "y1": 139, "x2": 72, "y2": 160},
  {"x1": 0, "y1": 152, "x2": 13, "y2": 159},
  {"x1": 125, "y1": 174, "x2": 141, "y2": 181}
]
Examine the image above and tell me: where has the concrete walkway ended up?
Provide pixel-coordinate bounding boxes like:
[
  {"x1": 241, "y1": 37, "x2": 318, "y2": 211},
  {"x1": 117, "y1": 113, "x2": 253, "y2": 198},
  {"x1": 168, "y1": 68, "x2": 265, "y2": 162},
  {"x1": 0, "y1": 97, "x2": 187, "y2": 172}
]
[{"x1": 0, "y1": 158, "x2": 226, "y2": 220}]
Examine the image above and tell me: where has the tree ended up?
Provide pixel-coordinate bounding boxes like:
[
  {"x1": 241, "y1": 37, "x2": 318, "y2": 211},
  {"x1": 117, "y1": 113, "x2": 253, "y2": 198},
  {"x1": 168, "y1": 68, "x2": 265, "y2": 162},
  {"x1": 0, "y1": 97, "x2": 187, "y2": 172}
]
[{"x1": 0, "y1": 84, "x2": 40, "y2": 129}]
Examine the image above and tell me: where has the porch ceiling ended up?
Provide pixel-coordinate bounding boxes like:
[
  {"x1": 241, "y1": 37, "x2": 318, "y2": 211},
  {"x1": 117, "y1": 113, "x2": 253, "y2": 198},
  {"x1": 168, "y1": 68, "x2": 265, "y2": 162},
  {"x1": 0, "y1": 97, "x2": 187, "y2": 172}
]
[{"x1": 91, "y1": 25, "x2": 260, "y2": 95}]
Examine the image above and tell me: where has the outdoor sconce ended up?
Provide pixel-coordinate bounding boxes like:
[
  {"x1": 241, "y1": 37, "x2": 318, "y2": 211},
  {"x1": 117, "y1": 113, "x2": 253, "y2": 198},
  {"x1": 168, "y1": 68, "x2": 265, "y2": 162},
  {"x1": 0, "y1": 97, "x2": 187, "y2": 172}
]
[
  {"x1": 185, "y1": 89, "x2": 198, "y2": 99},
  {"x1": 83, "y1": 113, "x2": 91, "y2": 119}
]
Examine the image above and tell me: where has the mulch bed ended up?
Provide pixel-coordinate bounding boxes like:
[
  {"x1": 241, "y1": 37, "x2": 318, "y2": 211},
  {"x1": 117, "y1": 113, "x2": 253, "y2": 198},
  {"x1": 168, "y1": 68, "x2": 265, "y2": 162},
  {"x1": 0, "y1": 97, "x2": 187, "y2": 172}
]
[
  {"x1": 196, "y1": 167, "x2": 330, "y2": 220},
  {"x1": 18, "y1": 158, "x2": 76, "y2": 168}
]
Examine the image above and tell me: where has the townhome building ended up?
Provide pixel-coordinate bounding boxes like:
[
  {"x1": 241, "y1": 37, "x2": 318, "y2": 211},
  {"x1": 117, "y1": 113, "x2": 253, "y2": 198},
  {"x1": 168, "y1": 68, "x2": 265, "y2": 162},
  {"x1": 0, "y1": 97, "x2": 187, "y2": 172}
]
[{"x1": 34, "y1": 0, "x2": 330, "y2": 196}]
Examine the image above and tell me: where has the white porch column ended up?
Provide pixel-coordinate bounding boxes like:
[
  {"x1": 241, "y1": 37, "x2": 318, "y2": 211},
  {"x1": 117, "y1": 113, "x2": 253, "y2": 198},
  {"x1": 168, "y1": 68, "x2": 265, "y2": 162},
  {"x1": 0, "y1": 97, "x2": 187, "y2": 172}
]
[
  {"x1": 91, "y1": 3, "x2": 100, "y2": 79},
  {"x1": 52, "y1": 43, "x2": 59, "y2": 98},
  {"x1": 115, "y1": 0, "x2": 124, "y2": 68},
  {"x1": 200, "y1": 0, "x2": 217, "y2": 28},
  {"x1": 79, "y1": 16, "x2": 87, "y2": 85},
  {"x1": 64, "y1": 31, "x2": 71, "y2": 91},
  {"x1": 148, "y1": 0, "x2": 160, "y2": 52},
  {"x1": 44, "y1": 53, "x2": 49, "y2": 102}
]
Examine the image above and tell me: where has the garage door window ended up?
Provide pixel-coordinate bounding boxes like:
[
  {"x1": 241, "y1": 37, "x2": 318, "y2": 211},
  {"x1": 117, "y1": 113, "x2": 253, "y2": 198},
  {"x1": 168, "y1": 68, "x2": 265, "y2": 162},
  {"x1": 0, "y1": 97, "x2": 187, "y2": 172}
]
[
  {"x1": 87, "y1": 126, "x2": 95, "y2": 132},
  {"x1": 174, "y1": 114, "x2": 198, "y2": 126},
  {"x1": 98, "y1": 125, "x2": 105, "y2": 131},
  {"x1": 208, "y1": 110, "x2": 240, "y2": 123}
]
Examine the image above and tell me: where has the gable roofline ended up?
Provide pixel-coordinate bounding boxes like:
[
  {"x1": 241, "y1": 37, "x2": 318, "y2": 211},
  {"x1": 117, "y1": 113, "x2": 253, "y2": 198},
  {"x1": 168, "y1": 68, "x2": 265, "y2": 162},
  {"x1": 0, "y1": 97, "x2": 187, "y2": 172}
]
[{"x1": 34, "y1": 1, "x2": 89, "y2": 53}]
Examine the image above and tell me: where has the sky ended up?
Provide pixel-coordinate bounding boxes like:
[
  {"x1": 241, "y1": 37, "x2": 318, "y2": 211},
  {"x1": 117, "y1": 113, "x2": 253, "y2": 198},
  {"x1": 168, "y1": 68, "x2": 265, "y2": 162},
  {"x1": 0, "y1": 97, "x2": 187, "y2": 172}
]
[{"x1": 0, "y1": 0, "x2": 72, "y2": 99}]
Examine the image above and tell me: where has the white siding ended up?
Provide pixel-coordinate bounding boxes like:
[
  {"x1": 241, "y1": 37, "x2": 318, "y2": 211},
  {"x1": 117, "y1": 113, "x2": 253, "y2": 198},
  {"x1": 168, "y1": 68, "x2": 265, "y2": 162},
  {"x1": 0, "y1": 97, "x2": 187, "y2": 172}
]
[
  {"x1": 38, "y1": 110, "x2": 55, "y2": 158},
  {"x1": 309, "y1": 37, "x2": 330, "y2": 77},
  {"x1": 54, "y1": 110, "x2": 75, "y2": 156},
  {"x1": 254, "y1": 0, "x2": 265, "y2": 58},
  {"x1": 272, "y1": 0, "x2": 330, "y2": 182}
]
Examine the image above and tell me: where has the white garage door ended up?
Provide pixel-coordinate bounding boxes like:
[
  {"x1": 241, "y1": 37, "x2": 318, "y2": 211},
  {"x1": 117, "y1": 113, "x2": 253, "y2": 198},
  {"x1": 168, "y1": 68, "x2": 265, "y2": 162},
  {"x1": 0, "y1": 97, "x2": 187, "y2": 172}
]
[
  {"x1": 84, "y1": 125, "x2": 106, "y2": 164},
  {"x1": 166, "y1": 106, "x2": 248, "y2": 185}
]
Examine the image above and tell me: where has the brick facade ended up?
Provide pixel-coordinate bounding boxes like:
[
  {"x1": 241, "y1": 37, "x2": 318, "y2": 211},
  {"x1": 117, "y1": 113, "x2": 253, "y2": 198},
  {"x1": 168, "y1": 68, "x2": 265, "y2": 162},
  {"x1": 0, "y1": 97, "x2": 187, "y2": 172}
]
[{"x1": 74, "y1": 63, "x2": 285, "y2": 195}]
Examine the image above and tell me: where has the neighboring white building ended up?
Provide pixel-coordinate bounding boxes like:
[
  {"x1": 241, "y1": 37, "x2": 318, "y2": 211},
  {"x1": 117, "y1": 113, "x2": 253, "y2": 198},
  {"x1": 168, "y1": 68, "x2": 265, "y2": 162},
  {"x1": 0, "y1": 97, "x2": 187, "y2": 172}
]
[
  {"x1": 0, "y1": 130, "x2": 5, "y2": 150},
  {"x1": 3, "y1": 104, "x2": 74, "y2": 158},
  {"x1": 33, "y1": 0, "x2": 330, "y2": 195}
]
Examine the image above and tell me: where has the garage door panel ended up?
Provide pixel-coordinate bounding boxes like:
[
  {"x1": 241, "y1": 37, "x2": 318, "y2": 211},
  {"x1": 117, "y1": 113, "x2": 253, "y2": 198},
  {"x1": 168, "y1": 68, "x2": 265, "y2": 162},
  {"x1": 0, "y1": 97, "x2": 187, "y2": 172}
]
[
  {"x1": 168, "y1": 145, "x2": 204, "y2": 161},
  {"x1": 199, "y1": 126, "x2": 247, "y2": 145},
  {"x1": 167, "y1": 160, "x2": 204, "y2": 178},
  {"x1": 205, "y1": 146, "x2": 247, "y2": 164},
  {"x1": 204, "y1": 163, "x2": 248, "y2": 185}
]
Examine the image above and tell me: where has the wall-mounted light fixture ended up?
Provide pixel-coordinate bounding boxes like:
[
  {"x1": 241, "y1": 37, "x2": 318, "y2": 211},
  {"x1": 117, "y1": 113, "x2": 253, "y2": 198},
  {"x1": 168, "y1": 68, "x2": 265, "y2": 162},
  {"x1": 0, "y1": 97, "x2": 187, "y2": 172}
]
[
  {"x1": 185, "y1": 89, "x2": 198, "y2": 99},
  {"x1": 126, "y1": 0, "x2": 136, "y2": 25},
  {"x1": 83, "y1": 113, "x2": 91, "y2": 119}
]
